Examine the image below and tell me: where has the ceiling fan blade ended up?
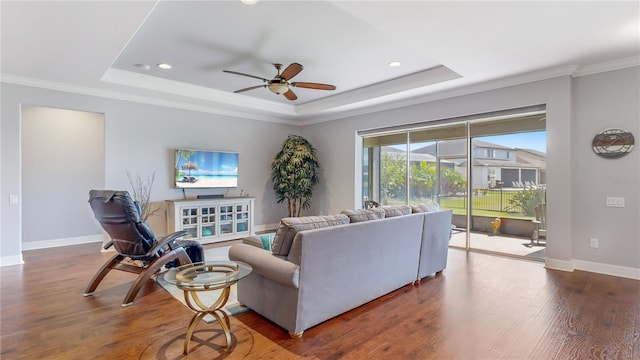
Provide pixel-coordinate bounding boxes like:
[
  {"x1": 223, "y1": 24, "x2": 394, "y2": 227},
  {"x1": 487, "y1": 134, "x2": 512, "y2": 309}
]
[
  {"x1": 223, "y1": 70, "x2": 269, "y2": 82},
  {"x1": 291, "y1": 82, "x2": 336, "y2": 91},
  {"x1": 283, "y1": 89, "x2": 298, "y2": 101},
  {"x1": 234, "y1": 85, "x2": 267, "y2": 93},
  {"x1": 279, "y1": 63, "x2": 303, "y2": 81}
]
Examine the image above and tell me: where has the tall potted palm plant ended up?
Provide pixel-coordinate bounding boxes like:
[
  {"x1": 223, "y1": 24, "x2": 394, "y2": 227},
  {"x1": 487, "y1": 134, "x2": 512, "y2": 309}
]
[{"x1": 271, "y1": 135, "x2": 319, "y2": 217}]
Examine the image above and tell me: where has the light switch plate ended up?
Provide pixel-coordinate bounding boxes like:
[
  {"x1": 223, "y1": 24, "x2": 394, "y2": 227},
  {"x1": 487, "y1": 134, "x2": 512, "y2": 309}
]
[
  {"x1": 606, "y1": 197, "x2": 625, "y2": 208},
  {"x1": 9, "y1": 195, "x2": 18, "y2": 205}
]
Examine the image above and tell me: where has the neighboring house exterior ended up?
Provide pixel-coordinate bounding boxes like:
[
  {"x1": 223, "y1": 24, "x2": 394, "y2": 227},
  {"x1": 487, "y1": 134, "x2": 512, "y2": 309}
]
[
  {"x1": 412, "y1": 139, "x2": 546, "y2": 190},
  {"x1": 515, "y1": 148, "x2": 547, "y2": 185},
  {"x1": 380, "y1": 146, "x2": 452, "y2": 167}
]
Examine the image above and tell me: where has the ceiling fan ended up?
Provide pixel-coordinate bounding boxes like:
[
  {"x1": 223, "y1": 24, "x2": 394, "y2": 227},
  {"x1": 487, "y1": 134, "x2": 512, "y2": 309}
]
[{"x1": 223, "y1": 63, "x2": 336, "y2": 101}]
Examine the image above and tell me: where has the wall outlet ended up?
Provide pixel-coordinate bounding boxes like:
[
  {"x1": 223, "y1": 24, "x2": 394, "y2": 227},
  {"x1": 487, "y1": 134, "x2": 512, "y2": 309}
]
[
  {"x1": 606, "y1": 197, "x2": 625, "y2": 208},
  {"x1": 590, "y1": 238, "x2": 599, "y2": 249}
]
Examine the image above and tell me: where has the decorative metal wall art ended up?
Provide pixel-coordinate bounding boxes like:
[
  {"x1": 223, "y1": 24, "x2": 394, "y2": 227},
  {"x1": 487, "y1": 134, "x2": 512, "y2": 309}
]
[{"x1": 591, "y1": 128, "x2": 635, "y2": 159}]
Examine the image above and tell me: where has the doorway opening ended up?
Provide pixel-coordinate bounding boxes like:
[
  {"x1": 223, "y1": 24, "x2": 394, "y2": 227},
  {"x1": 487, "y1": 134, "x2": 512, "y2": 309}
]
[{"x1": 21, "y1": 106, "x2": 105, "y2": 250}]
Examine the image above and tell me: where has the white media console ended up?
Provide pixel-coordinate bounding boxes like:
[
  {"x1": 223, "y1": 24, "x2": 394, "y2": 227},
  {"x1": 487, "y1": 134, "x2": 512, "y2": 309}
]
[{"x1": 166, "y1": 197, "x2": 255, "y2": 244}]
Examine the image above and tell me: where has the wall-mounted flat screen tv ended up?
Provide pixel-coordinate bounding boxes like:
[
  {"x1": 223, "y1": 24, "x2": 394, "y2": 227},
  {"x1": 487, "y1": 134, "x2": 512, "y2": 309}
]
[{"x1": 174, "y1": 149, "x2": 238, "y2": 188}]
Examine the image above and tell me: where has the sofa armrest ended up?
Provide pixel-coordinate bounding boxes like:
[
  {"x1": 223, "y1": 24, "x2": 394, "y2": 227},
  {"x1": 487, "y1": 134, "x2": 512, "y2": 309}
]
[{"x1": 229, "y1": 244, "x2": 299, "y2": 288}]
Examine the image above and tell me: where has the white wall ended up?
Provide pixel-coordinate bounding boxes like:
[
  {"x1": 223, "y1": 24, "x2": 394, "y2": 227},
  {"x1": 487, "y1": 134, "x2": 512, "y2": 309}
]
[{"x1": 1, "y1": 83, "x2": 296, "y2": 265}]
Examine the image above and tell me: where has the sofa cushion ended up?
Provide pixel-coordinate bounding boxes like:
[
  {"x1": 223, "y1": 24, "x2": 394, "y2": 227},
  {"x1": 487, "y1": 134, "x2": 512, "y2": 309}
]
[
  {"x1": 411, "y1": 201, "x2": 440, "y2": 213},
  {"x1": 340, "y1": 208, "x2": 385, "y2": 223},
  {"x1": 271, "y1": 214, "x2": 350, "y2": 256},
  {"x1": 381, "y1": 205, "x2": 412, "y2": 217}
]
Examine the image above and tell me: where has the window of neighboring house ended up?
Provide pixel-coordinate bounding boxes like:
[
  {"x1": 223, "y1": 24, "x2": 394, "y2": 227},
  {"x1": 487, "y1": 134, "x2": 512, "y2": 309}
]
[
  {"x1": 475, "y1": 130, "x2": 547, "y2": 188},
  {"x1": 486, "y1": 149, "x2": 494, "y2": 158}
]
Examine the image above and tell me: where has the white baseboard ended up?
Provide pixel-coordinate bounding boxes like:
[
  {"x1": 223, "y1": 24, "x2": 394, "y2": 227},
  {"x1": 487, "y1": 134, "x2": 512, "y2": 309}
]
[
  {"x1": 18, "y1": 225, "x2": 279, "y2": 252},
  {"x1": 0, "y1": 254, "x2": 25, "y2": 267},
  {"x1": 17, "y1": 232, "x2": 637, "y2": 280},
  {"x1": 22, "y1": 234, "x2": 103, "y2": 251},
  {"x1": 545, "y1": 258, "x2": 574, "y2": 272},
  {"x1": 1, "y1": 235, "x2": 103, "y2": 266},
  {"x1": 573, "y1": 259, "x2": 640, "y2": 280},
  {"x1": 545, "y1": 257, "x2": 640, "y2": 280}
]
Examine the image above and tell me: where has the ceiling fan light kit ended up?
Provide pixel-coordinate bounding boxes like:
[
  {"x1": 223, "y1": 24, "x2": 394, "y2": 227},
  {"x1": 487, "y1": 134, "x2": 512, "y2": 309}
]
[
  {"x1": 268, "y1": 82, "x2": 289, "y2": 95},
  {"x1": 223, "y1": 63, "x2": 336, "y2": 101}
]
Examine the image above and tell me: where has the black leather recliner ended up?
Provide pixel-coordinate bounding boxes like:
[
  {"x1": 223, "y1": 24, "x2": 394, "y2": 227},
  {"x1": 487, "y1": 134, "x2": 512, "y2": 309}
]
[{"x1": 84, "y1": 190, "x2": 204, "y2": 307}]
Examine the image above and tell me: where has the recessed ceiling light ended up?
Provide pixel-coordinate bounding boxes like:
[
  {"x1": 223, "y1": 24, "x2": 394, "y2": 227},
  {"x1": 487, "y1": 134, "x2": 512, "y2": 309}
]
[
  {"x1": 388, "y1": 61, "x2": 401, "y2": 67},
  {"x1": 241, "y1": 0, "x2": 258, "y2": 4},
  {"x1": 157, "y1": 63, "x2": 172, "y2": 70}
]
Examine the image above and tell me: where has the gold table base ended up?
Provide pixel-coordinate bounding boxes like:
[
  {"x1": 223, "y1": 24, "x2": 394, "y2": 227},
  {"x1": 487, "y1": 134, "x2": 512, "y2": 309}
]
[
  {"x1": 182, "y1": 285, "x2": 233, "y2": 354},
  {"x1": 175, "y1": 263, "x2": 245, "y2": 355}
]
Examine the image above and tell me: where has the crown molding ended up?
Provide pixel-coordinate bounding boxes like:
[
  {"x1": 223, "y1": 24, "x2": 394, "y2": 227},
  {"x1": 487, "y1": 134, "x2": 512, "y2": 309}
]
[
  {"x1": 101, "y1": 68, "x2": 297, "y2": 117},
  {"x1": 298, "y1": 64, "x2": 578, "y2": 126},
  {"x1": 0, "y1": 74, "x2": 300, "y2": 125},
  {"x1": 294, "y1": 65, "x2": 461, "y2": 117},
  {"x1": 572, "y1": 55, "x2": 640, "y2": 77},
  {"x1": 2, "y1": 55, "x2": 638, "y2": 127}
]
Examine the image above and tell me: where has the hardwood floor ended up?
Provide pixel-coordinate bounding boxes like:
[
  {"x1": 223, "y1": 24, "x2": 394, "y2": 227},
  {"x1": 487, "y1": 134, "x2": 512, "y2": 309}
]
[{"x1": 1, "y1": 242, "x2": 638, "y2": 359}]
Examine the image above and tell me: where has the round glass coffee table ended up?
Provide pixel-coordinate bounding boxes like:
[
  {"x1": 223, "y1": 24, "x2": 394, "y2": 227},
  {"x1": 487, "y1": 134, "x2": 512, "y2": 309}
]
[{"x1": 162, "y1": 260, "x2": 252, "y2": 354}]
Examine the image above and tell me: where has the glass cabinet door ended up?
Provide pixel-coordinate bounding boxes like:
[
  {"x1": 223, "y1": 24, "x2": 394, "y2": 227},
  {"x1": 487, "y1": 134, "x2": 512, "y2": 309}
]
[
  {"x1": 219, "y1": 205, "x2": 234, "y2": 234},
  {"x1": 200, "y1": 206, "x2": 216, "y2": 238},
  {"x1": 235, "y1": 203, "x2": 249, "y2": 233},
  {"x1": 180, "y1": 207, "x2": 199, "y2": 239}
]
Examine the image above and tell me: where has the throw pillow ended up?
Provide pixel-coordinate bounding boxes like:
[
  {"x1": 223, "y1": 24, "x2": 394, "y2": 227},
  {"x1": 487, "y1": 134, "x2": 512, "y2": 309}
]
[
  {"x1": 411, "y1": 201, "x2": 440, "y2": 213},
  {"x1": 381, "y1": 205, "x2": 412, "y2": 217},
  {"x1": 260, "y1": 233, "x2": 275, "y2": 251},
  {"x1": 270, "y1": 214, "x2": 350, "y2": 256},
  {"x1": 426, "y1": 201, "x2": 440, "y2": 212},
  {"x1": 340, "y1": 208, "x2": 385, "y2": 223}
]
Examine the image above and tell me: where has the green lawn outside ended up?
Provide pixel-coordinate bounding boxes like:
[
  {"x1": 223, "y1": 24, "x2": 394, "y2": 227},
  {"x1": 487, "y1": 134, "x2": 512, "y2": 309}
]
[
  {"x1": 384, "y1": 191, "x2": 534, "y2": 220},
  {"x1": 439, "y1": 192, "x2": 520, "y2": 210},
  {"x1": 446, "y1": 207, "x2": 533, "y2": 220},
  {"x1": 439, "y1": 195, "x2": 534, "y2": 220}
]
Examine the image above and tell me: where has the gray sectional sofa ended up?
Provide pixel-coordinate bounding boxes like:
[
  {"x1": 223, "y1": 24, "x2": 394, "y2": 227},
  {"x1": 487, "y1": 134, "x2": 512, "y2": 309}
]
[{"x1": 228, "y1": 205, "x2": 452, "y2": 337}]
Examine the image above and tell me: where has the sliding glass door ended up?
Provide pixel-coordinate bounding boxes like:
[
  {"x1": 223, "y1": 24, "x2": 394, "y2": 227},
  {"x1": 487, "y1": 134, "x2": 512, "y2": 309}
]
[
  {"x1": 361, "y1": 111, "x2": 547, "y2": 260},
  {"x1": 467, "y1": 115, "x2": 547, "y2": 258}
]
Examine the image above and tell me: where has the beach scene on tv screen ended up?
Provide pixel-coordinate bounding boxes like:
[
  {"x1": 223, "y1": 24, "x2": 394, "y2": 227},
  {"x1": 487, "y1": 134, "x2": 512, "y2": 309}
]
[{"x1": 175, "y1": 149, "x2": 238, "y2": 188}]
